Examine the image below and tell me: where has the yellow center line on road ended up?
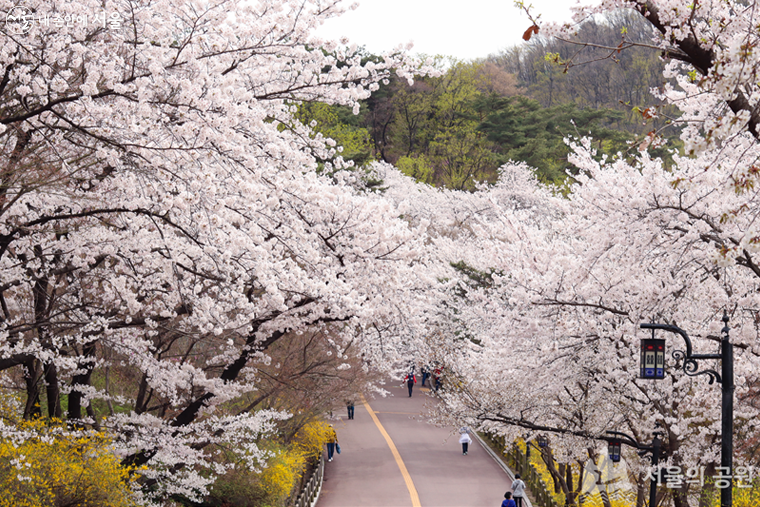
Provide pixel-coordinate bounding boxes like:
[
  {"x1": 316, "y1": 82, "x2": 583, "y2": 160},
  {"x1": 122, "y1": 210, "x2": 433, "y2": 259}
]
[{"x1": 360, "y1": 395, "x2": 421, "y2": 507}]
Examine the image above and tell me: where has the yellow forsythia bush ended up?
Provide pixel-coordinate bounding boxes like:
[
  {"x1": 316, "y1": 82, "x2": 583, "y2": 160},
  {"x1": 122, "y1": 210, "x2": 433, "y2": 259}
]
[
  {"x1": 730, "y1": 482, "x2": 760, "y2": 507},
  {"x1": 251, "y1": 420, "x2": 332, "y2": 503},
  {"x1": 701, "y1": 479, "x2": 760, "y2": 507},
  {"x1": 259, "y1": 447, "x2": 306, "y2": 499},
  {"x1": 207, "y1": 419, "x2": 333, "y2": 507},
  {"x1": 0, "y1": 419, "x2": 138, "y2": 507},
  {"x1": 292, "y1": 420, "x2": 332, "y2": 461},
  {"x1": 517, "y1": 438, "x2": 760, "y2": 507},
  {"x1": 517, "y1": 439, "x2": 570, "y2": 506}
]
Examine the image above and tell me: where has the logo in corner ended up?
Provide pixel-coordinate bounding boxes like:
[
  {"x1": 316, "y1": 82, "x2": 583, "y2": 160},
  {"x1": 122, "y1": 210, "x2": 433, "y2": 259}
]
[{"x1": 6, "y1": 6, "x2": 33, "y2": 35}]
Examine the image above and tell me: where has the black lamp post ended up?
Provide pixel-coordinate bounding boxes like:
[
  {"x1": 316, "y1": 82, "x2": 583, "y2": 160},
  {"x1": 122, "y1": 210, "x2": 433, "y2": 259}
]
[
  {"x1": 524, "y1": 434, "x2": 531, "y2": 462},
  {"x1": 640, "y1": 313, "x2": 733, "y2": 507},
  {"x1": 605, "y1": 430, "x2": 662, "y2": 507}
]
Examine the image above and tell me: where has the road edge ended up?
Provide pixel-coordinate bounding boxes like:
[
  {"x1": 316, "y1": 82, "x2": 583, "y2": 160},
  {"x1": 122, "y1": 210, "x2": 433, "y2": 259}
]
[{"x1": 473, "y1": 432, "x2": 533, "y2": 507}]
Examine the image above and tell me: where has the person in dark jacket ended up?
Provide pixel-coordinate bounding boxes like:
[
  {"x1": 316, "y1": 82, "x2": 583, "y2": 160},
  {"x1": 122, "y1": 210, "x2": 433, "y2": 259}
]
[{"x1": 404, "y1": 372, "x2": 416, "y2": 397}]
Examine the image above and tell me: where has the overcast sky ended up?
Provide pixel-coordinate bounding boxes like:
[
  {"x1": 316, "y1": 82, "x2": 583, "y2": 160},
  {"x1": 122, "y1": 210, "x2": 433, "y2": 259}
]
[{"x1": 318, "y1": 0, "x2": 578, "y2": 61}]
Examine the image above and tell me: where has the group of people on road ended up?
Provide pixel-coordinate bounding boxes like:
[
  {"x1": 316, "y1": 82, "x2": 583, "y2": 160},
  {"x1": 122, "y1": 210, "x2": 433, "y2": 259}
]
[
  {"x1": 324, "y1": 400, "x2": 356, "y2": 463},
  {"x1": 457, "y1": 427, "x2": 527, "y2": 507},
  {"x1": 404, "y1": 364, "x2": 443, "y2": 397},
  {"x1": 502, "y1": 474, "x2": 526, "y2": 507},
  {"x1": 326, "y1": 403, "x2": 529, "y2": 507},
  {"x1": 329, "y1": 368, "x2": 527, "y2": 507}
]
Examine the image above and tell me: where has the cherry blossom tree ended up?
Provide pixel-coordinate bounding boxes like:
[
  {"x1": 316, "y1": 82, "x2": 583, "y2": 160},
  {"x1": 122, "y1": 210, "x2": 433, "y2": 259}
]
[
  {"x1": 0, "y1": 0, "x2": 439, "y2": 501},
  {"x1": 391, "y1": 145, "x2": 760, "y2": 505},
  {"x1": 403, "y1": 3, "x2": 760, "y2": 505},
  {"x1": 6, "y1": 0, "x2": 760, "y2": 505}
]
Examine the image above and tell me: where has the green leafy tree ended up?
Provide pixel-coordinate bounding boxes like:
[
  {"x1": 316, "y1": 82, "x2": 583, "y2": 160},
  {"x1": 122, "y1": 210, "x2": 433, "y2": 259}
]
[
  {"x1": 295, "y1": 102, "x2": 374, "y2": 169},
  {"x1": 490, "y1": 9, "x2": 683, "y2": 153},
  {"x1": 383, "y1": 60, "x2": 501, "y2": 189},
  {"x1": 474, "y1": 94, "x2": 649, "y2": 184}
]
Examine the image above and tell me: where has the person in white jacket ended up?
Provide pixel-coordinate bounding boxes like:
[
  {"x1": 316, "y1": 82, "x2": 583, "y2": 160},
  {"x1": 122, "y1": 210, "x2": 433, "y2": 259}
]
[
  {"x1": 512, "y1": 474, "x2": 526, "y2": 507},
  {"x1": 459, "y1": 431, "x2": 472, "y2": 455}
]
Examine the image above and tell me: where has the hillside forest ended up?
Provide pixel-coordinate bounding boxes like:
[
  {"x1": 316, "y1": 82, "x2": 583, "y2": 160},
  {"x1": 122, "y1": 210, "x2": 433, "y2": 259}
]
[{"x1": 308, "y1": 10, "x2": 682, "y2": 189}]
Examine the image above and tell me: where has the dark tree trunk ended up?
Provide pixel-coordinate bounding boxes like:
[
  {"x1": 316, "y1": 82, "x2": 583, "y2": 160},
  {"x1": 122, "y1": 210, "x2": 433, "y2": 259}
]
[
  {"x1": 68, "y1": 342, "x2": 96, "y2": 423},
  {"x1": 587, "y1": 448, "x2": 612, "y2": 507},
  {"x1": 134, "y1": 373, "x2": 152, "y2": 414},
  {"x1": 44, "y1": 362, "x2": 61, "y2": 419},
  {"x1": 698, "y1": 463, "x2": 717, "y2": 507},
  {"x1": 565, "y1": 463, "x2": 579, "y2": 506},
  {"x1": 23, "y1": 358, "x2": 42, "y2": 419},
  {"x1": 86, "y1": 404, "x2": 101, "y2": 431},
  {"x1": 635, "y1": 471, "x2": 646, "y2": 507},
  {"x1": 673, "y1": 491, "x2": 690, "y2": 507},
  {"x1": 32, "y1": 245, "x2": 57, "y2": 418},
  {"x1": 543, "y1": 449, "x2": 572, "y2": 500}
]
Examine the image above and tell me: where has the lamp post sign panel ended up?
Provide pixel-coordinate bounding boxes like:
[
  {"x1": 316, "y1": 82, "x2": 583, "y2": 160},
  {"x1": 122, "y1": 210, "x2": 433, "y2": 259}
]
[{"x1": 640, "y1": 338, "x2": 665, "y2": 379}]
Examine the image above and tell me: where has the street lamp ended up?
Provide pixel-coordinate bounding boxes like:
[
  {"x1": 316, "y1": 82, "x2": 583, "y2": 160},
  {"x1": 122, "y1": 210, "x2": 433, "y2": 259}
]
[
  {"x1": 537, "y1": 435, "x2": 549, "y2": 448},
  {"x1": 606, "y1": 430, "x2": 662, "y2": 507},
  {"x1": 640, "y1": 312, "x2": 733, "y2": 507}
]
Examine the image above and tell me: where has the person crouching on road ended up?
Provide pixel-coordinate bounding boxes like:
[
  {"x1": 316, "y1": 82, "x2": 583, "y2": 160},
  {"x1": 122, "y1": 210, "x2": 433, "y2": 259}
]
[
  {"x1": 459, "y1": 431, "x2": 472, "y2": 455},
  {"x1": 326, "y1": 424, "x2": 339, "y2": 462}
]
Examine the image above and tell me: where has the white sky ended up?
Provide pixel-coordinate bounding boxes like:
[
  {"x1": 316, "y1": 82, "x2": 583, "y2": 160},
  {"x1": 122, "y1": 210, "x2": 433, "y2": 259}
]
[{"x1": 318, "y1": 0, "x2": 577, "y2": 61}]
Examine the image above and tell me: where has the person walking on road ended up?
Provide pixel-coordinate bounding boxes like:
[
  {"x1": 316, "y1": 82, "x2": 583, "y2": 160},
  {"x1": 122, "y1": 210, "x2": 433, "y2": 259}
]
[
  {"x1": 512, "y1": 474, "x2": 526, "y2": 507},
  {"x1": 459, "y1": 431, "x2": 472, "y2": 455},
  {"x1": 501, "y1": 492, "x2": 517, "y2": 507},
  {"x1": 404, "y1": 372, "x2": 416, "y2": 397},
  {"x1": 326, "y1": 424, "x2": 339, "y2": 462},
  {"x1": 346, "y1": 400, "x2": 355, "y2": 420}
]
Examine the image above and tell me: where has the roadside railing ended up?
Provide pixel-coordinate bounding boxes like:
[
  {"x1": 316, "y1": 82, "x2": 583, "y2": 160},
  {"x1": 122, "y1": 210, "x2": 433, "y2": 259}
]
[
  {"x1": 288, "y1": 454, "x2": 325, "y2": 507},
  {"x1": 482, "y1": 433, "x2": 559, "y2": 507},
  {"x1": 506, "y1": 444, "x2": 559, "y2": 507}
]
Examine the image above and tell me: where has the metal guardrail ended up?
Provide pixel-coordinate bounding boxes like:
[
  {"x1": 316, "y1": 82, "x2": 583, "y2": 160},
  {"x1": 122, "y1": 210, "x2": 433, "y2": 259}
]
[
  {"x1": 473, "y1": 432, "x2": 533, "y2": 507},
  {"x1": 506, "y1": 445, "x2": 559, "y2": 507},
  {"x1": 480, "y1": 432, "x2": 558, "y2": 507},
  {"x1": 289, "y1": 454, "x2": 325, "y2": 507}
]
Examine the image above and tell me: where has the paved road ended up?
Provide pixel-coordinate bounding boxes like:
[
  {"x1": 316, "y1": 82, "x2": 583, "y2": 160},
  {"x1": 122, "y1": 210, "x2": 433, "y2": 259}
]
[{"x1": 317, "y1": 383, "x2": 513, "y2": 507}]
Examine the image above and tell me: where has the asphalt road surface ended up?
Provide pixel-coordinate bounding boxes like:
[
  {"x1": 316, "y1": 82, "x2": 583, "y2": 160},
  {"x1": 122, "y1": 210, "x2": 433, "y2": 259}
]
[{"x1": 317, "y1": 383, "x2": 514, "y2": 507}]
